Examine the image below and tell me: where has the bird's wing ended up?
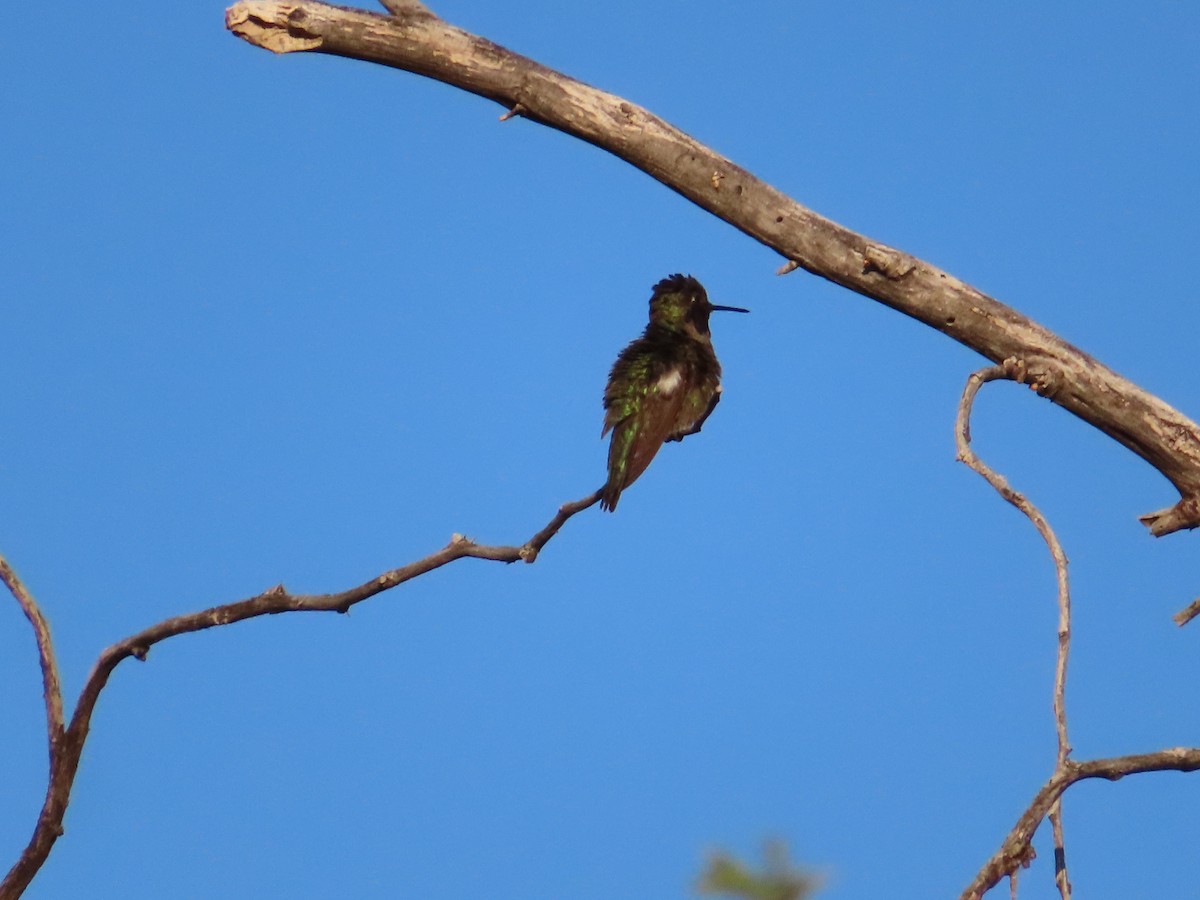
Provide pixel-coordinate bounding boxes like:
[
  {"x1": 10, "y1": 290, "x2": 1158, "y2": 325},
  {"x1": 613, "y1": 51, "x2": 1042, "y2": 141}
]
[
  {"x1": 667, "y1": 384, "x2": 721, "y2": 442},
  {"x1": 607, "y1": 364, "x2": 688, "y2": 490}
]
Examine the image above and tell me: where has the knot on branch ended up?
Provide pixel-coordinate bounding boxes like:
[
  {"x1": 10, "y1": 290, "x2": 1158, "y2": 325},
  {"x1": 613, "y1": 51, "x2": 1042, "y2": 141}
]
[
  {"x1": 861, "y1": 244, "x2": 916, "y2": 280},
  {"x1": 1000, "y1": 355, "x2": 1062, "y2": 400}
]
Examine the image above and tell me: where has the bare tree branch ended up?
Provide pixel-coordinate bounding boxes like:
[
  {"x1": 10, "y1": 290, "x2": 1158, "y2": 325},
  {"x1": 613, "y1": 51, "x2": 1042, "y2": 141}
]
[
  {"x1": 0, "y1": 490, "x2": 599, "y2": 900},
  {"x1": 0, "y1": 558, "x2": 70, "y2": 900},
  {"x1": 0, "y1": 558, "x2": 63, "y2": 764},
  {"x1": 955, "y1": 366, "x2": 1200, "y2": 897},
  {"x1": 957, "y1": 363, "x2": 1076, "y2": 896},
  {"x1": 223, "y1": 0, "x2": 1200, "y2": 536},
  {"x1": 960, "y1": 749, "x2": 1200, "y2": 900},
  {"x1": 8, "y1": 4, "x2": 1196, "y2": 896}
]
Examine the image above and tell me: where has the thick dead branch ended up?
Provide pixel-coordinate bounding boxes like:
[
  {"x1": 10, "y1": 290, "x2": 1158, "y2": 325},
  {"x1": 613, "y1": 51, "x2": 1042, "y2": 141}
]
[
  {"x1": 0, "y1": 489, "x2": 599, "y2": 900},
  {"x1": 224, "y1": 0, "x2": 1200, "y2": 536}
]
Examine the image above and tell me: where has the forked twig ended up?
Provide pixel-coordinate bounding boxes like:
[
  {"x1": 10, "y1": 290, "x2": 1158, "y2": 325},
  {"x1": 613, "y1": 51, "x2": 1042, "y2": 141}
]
[
  {"x1": 0, "y1": 488, "x2": 600, "y2": 899},
  {"x1": 961, "y1": 749, "x2": 1200, "y2": 899},
  {"x1": 955, "y1": 362, "x2": 1199, "y2": 898}
]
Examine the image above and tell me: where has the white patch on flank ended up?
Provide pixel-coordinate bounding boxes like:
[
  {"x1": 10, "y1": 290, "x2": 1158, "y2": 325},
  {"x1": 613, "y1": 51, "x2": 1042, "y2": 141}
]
[{"x1": 656, "y1": 367, "x2": 683, "y2": 396}]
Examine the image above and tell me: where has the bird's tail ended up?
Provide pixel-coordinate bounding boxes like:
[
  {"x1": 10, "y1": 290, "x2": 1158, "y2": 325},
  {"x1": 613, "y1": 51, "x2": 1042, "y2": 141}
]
[{"x1": 599, "y1": 480, "x2": 621, "y2": 512}]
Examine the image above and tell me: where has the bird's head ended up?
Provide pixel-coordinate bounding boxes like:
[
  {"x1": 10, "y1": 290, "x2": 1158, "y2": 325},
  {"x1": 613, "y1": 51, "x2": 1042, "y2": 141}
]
[{"x1": 648, "y1": 274, "x2": 748, "y2": 337}]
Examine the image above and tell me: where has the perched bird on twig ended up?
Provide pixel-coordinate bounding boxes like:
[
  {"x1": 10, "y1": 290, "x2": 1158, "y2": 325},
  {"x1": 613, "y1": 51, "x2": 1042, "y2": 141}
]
[{"x1": 600, "y1": 274, "x2": 748, "y2": 511}]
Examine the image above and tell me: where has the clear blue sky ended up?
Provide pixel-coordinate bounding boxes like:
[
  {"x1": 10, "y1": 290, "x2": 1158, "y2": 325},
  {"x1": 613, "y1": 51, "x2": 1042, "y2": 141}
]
[{"x1": 3, "y1": 1, "x2": 1198, "y2": 897}]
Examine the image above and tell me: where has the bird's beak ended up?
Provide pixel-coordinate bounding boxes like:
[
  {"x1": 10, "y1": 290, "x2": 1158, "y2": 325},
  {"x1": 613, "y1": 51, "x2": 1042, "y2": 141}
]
[{"x1": 710, "y1": 304, "x2": 750, "y2": 314}]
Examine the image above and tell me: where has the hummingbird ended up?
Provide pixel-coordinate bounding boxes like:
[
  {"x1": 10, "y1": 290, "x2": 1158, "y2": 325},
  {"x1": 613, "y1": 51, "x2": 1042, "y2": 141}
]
[{"x1": 600, "y1": 274, "x2": 748, "y2": 511}]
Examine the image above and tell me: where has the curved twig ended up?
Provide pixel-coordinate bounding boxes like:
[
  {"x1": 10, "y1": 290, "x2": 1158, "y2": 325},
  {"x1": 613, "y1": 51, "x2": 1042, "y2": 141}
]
[
  {"x1": 955, "y1": 364, "x2": 1200, "y2": 898},
  {"x1": 956, "y1": 363, "x2": 1074, "y2": 758},
  {"x1": 0, "y1": 559, "x2": 69, "y2": 900},
  {"x1": 222, "y1": 0, "x2": 1200, "y2": 534},
  {"x1": 0, "y1": 559, "x2": 63, "y2": 765},
  {"x1": 956, "y1": 363, "x2": 1075, "y2": 897},
  {"x1": 0, "y1": 489, "x2": 600, "y2": 900}
]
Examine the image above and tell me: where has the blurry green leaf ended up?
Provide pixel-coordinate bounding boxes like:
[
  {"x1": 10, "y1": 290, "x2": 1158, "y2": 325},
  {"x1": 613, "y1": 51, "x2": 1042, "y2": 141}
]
[{"x1": 696, "y1": 840, "x2": 821, "y2": 900}]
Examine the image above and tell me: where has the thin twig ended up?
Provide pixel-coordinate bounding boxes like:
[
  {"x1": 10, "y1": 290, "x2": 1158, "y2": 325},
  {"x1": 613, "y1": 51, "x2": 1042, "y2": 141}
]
[
  {"x1": 953, "y1": 362, "x2": 1200, "y2": 899},
  {"x1": 0, "y1": 489, "x2": 599, "y2": 900},
  {"x1": 957, "y1": 362, "x2": 1075, "y2": 897},
  {"x1": 0, "y1": 558, "x2": 70, "y2": 900},
  {"x1": 498, "y1": 102, "x2": 526, "y2": 122},
  {"x1": 1049, "y1": 803, "x2": 1071, "y2": 900},
  {"x1": 521, "y1": 490, "x2": 602, "y2": 561},
  {"x1": 0, "y1": 557, "x2": 64, "y2": 762},
  {"x1": 960, "y1": 749, "x2": 1200, "y2": 899},
  {"x1": 955, "y1": 361, "x2": 1073, "y2": 751}
]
